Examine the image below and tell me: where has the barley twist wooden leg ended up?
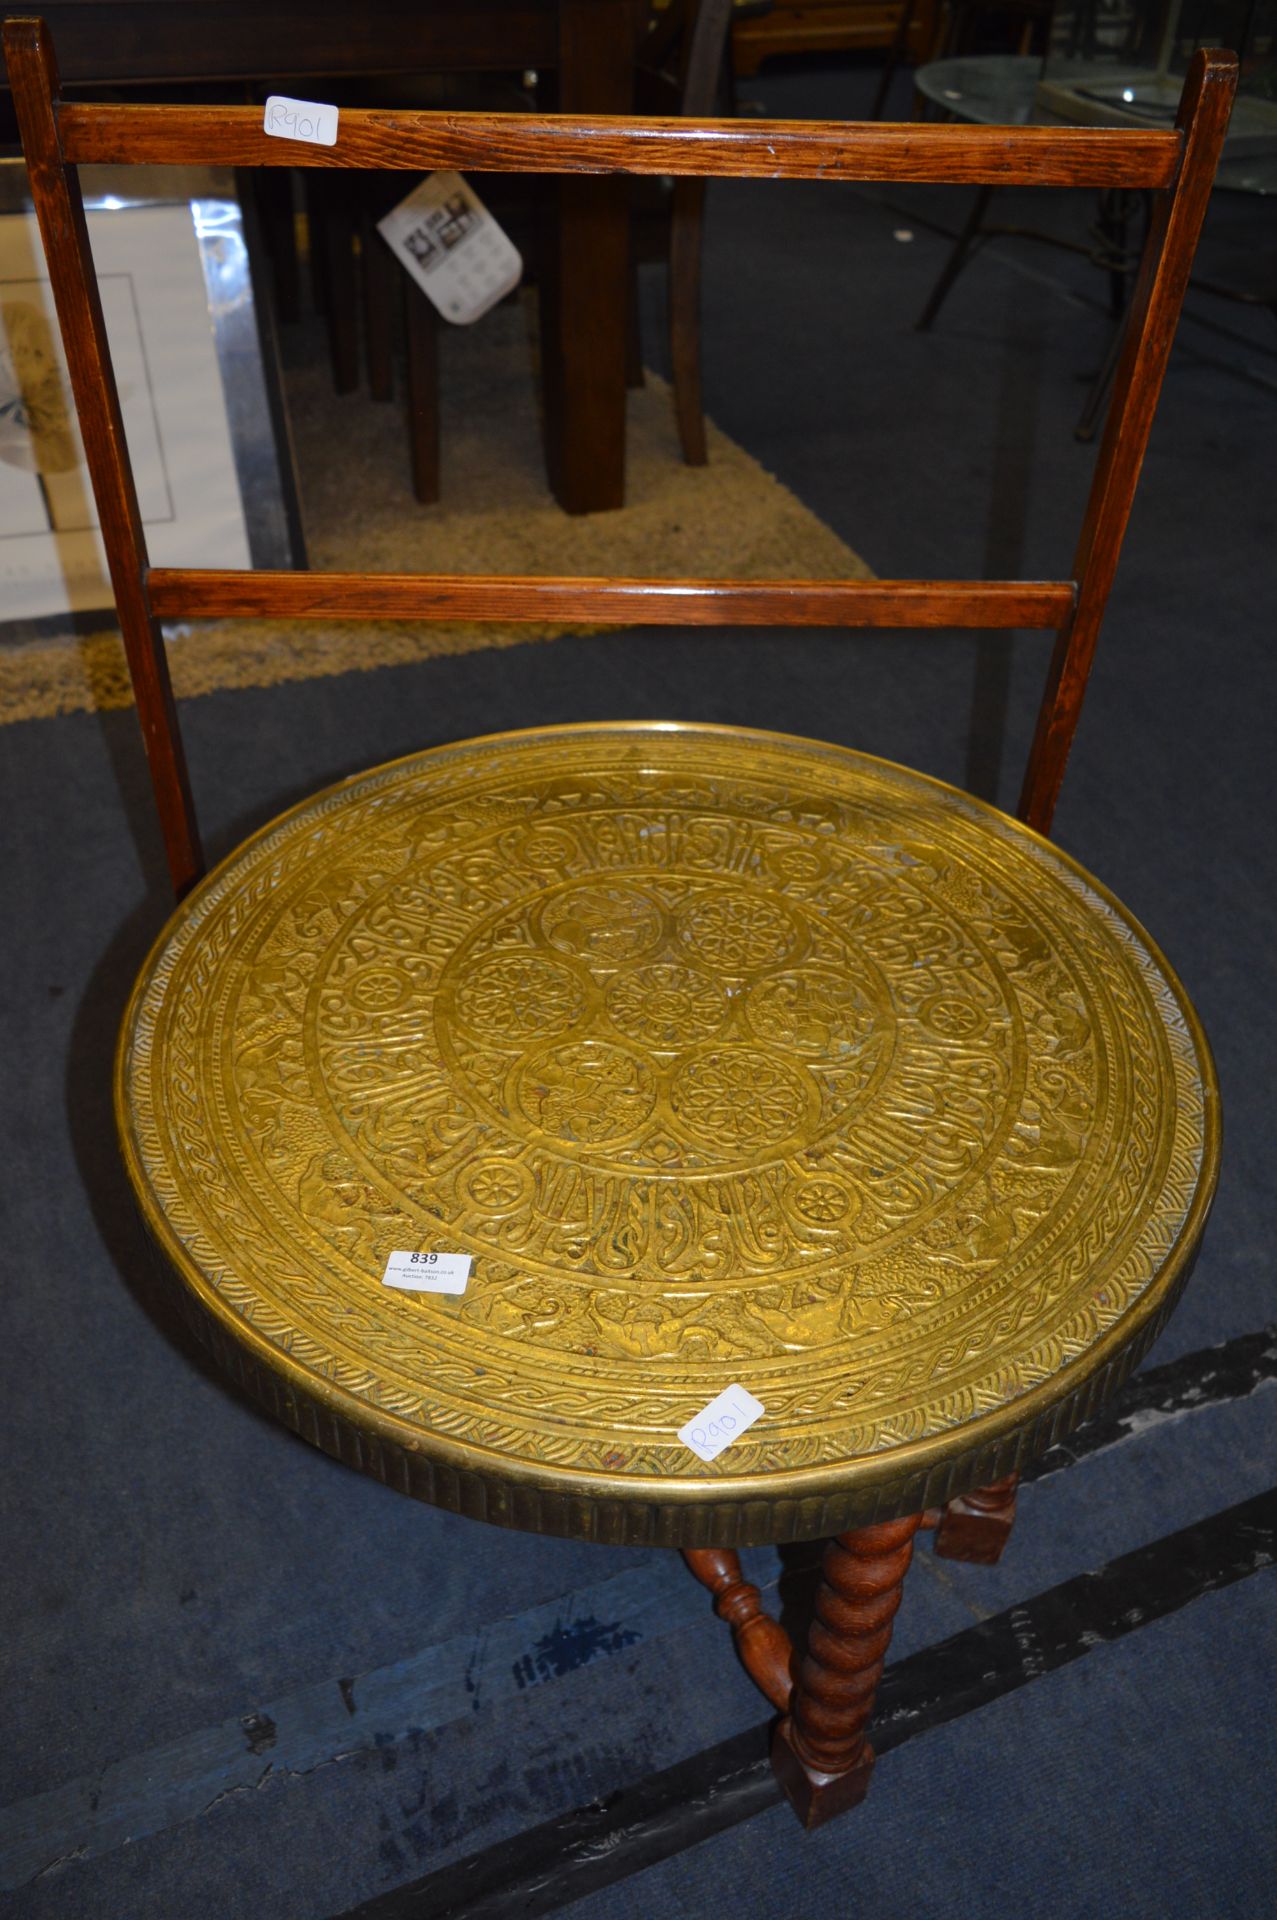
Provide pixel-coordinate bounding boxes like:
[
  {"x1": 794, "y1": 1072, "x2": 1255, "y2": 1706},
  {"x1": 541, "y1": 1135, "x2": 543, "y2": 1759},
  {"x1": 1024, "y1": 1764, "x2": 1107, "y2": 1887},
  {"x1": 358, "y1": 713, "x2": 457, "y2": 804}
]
[
  {"x1": 682, "y1": 1548, "x2": 794, "y2": 1711},
  {"x1": 771, "y1": 1514, "x2": 922, "y2": 1828},
  {"x1": 933, "y1": 1473, "x2": 1019, "y2": 1564}
]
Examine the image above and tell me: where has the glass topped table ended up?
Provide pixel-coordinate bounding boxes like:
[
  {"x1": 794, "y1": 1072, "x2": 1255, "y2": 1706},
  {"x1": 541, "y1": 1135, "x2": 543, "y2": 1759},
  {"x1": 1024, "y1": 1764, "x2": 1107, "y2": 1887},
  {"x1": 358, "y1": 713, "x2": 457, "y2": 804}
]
[
  {"x1": 912, "y1": 52, "x2": 1274, "y2": 424},
  {"x1": 915, "y1": 51, "x2": 1277, "y2": 192},
  {"x1": 914, "y1": 51, "x2": 1042, "y2": 126}
]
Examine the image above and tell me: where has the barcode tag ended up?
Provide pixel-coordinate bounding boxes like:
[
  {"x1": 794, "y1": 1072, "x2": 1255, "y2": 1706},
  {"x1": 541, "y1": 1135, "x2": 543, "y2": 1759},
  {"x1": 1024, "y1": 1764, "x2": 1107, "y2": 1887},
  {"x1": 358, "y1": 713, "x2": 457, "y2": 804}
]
[
  {"x1": 679, "y1": 1385, "x2": 765, "y2": 1464},
  {"x1": 263, "y1": 95, "x2": 340, "y2": 147},
  {"x1": 377, "y1": 172, "x2": 522, "y2": 324},
  {"x1": 382, "y1": 1249, "x2": 472, "y2": 1295}
]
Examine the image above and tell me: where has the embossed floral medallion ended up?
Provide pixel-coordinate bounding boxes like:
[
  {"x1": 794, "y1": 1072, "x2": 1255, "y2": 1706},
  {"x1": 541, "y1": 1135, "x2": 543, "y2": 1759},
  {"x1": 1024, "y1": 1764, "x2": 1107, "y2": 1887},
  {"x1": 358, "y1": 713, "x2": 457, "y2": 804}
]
[{"x1": 118, "y1": 724, "x2": 1217, "y2": 1540}]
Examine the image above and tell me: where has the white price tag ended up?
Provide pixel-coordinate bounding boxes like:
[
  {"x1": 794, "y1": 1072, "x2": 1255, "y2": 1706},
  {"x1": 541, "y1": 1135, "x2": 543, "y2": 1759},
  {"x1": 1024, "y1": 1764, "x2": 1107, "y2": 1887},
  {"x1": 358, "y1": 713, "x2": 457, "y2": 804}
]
[
  {"x1": 263, "y1": 95, "x2": 340, "y2": 148},
  {"x1": 377, "y1": 172, "x2": 522, "y2": 325},
  {"x1": 382, "y1": 1249, "x2": 472, "y2": 1295},
  {"x1": 679, "y1": 1385, "x2": 765, "y2": 1464}
]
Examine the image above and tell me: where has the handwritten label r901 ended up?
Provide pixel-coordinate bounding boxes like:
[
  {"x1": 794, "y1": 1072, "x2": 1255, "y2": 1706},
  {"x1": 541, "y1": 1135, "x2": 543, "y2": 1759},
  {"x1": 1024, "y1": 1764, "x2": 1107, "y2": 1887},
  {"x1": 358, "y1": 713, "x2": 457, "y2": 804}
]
[
  {"x1": 263, "y1": 95, "x2": 339, "y2": 148},
  {"x1": 679, "y1": 1385, "x2": 765, "y2": 1464}
]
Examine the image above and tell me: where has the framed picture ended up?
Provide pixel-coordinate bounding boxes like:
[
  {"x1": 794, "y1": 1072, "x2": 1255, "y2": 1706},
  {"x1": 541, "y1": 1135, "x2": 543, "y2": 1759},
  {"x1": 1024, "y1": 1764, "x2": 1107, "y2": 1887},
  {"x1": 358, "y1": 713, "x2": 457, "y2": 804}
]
[{"x1": 0, "y1": 161, "x2": 303, "y2": 631}]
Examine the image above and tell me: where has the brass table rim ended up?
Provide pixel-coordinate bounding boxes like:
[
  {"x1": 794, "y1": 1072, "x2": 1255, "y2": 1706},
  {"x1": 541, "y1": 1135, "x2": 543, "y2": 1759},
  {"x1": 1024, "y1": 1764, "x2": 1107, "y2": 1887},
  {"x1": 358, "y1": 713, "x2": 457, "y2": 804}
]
[{"x1": 116, "y1": 720, "x2": 1221, "y2": 1545}]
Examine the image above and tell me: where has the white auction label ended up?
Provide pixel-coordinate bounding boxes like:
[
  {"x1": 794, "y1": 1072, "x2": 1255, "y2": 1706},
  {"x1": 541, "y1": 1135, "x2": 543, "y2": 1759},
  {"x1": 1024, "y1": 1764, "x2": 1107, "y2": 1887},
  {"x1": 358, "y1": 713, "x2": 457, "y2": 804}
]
[
  {"x1": 263, "y1": 95, "x2": 340, "y2": 147},
  {"x1": 377, "y1": 172, "x2": 522, "y2": 324},
  {"x1": 382, "y1": 1249, "x2": 472, "y2": 1295},
  {"x1": 679, "y1": 1385, "x2": 765, "y2": 1464}
]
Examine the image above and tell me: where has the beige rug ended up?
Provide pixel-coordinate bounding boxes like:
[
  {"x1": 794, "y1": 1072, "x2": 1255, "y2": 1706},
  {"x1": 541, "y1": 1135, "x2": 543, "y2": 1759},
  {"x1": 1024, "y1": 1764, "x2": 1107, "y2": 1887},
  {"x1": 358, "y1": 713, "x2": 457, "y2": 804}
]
[{"x1": 1, "y1": 298, "x2": 871, "y2": 724}]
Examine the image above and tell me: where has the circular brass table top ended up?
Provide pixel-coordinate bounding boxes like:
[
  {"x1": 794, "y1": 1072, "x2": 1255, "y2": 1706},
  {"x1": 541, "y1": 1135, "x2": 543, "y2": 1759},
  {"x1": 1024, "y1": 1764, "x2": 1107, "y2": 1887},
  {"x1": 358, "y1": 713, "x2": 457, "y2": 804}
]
[{"x1": 117, "y1": 724, "x2": 1219, "y2": 1546}]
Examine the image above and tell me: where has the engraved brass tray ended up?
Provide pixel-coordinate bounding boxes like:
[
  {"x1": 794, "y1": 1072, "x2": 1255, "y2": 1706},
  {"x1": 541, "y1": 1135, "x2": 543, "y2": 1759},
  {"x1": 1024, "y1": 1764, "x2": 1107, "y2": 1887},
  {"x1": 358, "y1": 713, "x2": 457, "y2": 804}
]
[{"x1": 116, "y1": 724, "x2": 1219, "y2": 1547}]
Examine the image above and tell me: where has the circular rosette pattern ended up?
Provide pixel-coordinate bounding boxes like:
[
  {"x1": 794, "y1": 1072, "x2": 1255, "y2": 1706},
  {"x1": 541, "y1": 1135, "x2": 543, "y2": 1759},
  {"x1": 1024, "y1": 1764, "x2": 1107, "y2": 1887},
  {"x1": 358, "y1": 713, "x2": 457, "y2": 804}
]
[
  {"x1": 669, "y1": 1044, "x2": 816, "y2": 1154},
  {"x1": 676, "y1": 889, "x2": 801, "y2": 972},
  {"x1": 605, "y1": 961, "x2": 728, "y2": 1048},
  {"x1": 453, "y1": 950, "x2": 589, "y2": 1043}
]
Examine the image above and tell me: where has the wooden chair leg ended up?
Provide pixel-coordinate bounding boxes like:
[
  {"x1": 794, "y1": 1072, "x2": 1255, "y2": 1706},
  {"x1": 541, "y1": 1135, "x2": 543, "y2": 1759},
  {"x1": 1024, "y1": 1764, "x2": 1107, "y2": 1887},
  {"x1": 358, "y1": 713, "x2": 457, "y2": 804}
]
[
  {"x1": 869, "y1": 0, "x2": 919, "y2": 121},
  {"x1": 405, "y1": 283, "x2": 440, "y2": 505},
  {"x1": 253, "y1": 168, "x2": 300, "y2": 324},
  {"x1": 302, "y1": 171, "x2": 327, "y2": 316},
  {"x1": 362, "y1": 211, "x2": 395, "y2": 403},
  {"x1": 669, "y1": 176, "x2": 708, "y2": 465},
  {"x1": 932, "y1": 1473, "x2": 1019, "y2": 1563},
  {"x1": 771, "y1": 1515, "x2": 922, "y2": 1829},
  {"x1": 625, "y1": 251, "x2": 645, "y2": 390},
  {"x1": 306, "y1": 174, "x2": 360, "y2": 394},
  {"x1": 682, "y1": 1548, "x2": 794, "y2": 1711},
  {"x1": 916, "y1": 184, "x2": 995, "y2": 332}
]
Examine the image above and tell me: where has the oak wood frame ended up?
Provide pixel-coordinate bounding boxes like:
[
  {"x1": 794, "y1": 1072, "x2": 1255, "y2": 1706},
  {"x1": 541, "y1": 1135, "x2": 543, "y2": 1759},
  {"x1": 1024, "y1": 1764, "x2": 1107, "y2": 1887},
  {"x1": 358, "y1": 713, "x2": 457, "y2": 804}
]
[{"x1": 4, "y1": 15, "x2": 1235, "y2": 900}]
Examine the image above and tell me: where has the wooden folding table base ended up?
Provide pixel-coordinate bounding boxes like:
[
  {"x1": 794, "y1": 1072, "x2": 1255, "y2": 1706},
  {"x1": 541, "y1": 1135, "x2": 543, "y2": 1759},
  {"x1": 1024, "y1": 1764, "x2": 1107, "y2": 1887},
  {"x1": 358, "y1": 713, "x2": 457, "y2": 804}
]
[
  {"x1": 688, "y1": 1517, "x2": 923, "y2": 1828},
  {"x1": 687, "y1": 1501, "x2": 1004, "y2": 1827}
]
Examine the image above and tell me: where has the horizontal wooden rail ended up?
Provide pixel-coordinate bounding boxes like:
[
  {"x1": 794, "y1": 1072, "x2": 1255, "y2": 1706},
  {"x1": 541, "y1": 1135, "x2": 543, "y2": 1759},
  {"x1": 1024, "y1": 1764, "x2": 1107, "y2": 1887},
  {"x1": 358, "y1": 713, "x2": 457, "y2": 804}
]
[
  {"x1": 59, "y1": 105, "x2": 1183, "y2": 189},
  {"x1": 145, "y1": 571, "x2": 1076, "y2": 629}
]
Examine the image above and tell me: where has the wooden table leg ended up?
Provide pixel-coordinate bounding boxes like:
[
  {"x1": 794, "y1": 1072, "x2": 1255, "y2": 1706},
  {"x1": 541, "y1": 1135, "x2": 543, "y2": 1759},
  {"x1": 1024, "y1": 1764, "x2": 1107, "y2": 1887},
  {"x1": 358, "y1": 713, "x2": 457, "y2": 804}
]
[
  {"x1": 682, "y1": 1548, "x2": 795, "y2": 1712},
  {"x1": 772, "y1": 1515, "x2": 922, "y2": 1829},
  {"x1": 362, "y1": 205, "x2": 395, "y2": 404},
  {"x1": 933, "y1": 1472, "x2": 1018, "y2": 1563},
  {"x1": 541, "y1": 0, "x2": 634, "y2": 513},
  {"x1": 306, "y1": 172, "x2": 360, "y2": 394},
  {"x1": 405, "y1": 285, "x2": 440, "y2": 505},
  {"x1": 915, "y1": 183, "x2": 995, "y2": 334}
]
